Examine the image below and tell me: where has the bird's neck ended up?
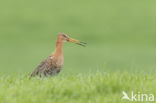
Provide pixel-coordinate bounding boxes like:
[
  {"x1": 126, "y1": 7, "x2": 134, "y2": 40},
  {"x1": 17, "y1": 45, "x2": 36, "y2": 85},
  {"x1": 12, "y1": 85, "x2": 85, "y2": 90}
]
[{"x1": 53, "y1": 41, "x2": 63, "y2": 57}]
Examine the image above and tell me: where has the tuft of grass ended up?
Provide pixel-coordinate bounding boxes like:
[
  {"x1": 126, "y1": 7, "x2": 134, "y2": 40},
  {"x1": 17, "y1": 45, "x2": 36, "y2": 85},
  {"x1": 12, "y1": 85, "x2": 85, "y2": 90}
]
[{"x1": 0, "y1": 72, "x2": 155, "y2": 103}]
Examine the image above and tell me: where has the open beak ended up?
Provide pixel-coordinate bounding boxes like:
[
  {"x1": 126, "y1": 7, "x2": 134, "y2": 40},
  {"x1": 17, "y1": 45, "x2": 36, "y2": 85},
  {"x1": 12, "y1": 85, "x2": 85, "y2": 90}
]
[{"x1": 67, "y1": 37, "x2": 86, "y2": 47}]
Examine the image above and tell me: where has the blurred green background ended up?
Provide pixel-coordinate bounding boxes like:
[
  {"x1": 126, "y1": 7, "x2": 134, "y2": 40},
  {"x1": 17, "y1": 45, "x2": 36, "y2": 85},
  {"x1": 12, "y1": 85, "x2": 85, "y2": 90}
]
[{"x1": 0, "y1": 0, "x2": 156, "y2": 74}]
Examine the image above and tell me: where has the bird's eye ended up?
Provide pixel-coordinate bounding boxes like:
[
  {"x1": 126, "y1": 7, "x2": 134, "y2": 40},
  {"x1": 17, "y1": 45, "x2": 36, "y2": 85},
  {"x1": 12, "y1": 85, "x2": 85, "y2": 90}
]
[{"x1": 62, "y1": 34, "x2": 67, "y2": 38}]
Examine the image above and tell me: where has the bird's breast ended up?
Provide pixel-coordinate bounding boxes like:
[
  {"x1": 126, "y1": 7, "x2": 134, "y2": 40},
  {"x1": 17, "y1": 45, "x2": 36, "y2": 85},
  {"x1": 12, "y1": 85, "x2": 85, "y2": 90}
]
[{"x1": 54, "y1": 56, "x2": 64, "y2": 68}]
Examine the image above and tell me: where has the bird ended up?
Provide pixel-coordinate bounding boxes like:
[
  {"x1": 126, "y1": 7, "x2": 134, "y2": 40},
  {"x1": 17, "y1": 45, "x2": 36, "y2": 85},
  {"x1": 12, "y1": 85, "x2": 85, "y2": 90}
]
[{"x1": 29, "y1": 33, "x2": 86, "y2": 78}]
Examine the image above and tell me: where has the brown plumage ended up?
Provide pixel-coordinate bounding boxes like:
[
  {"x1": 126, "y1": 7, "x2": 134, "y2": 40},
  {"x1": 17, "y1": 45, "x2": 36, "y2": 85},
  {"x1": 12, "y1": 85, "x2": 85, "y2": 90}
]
[{"x1": 29, "y1": 33, "x2": 86, "y2": 78}]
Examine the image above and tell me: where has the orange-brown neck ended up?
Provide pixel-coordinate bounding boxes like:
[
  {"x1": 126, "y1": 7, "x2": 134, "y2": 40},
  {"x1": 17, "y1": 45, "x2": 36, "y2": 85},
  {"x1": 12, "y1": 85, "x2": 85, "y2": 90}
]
[{"x1": 53, "y1": 38, "x2": 64, "y2": 58}]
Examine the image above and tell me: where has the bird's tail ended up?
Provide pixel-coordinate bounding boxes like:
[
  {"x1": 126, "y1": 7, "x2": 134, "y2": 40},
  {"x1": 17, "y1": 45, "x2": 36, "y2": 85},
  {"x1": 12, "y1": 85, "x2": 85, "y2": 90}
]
[
  {"x1": 29, "y1": 72, "x2": 34, "y2": 79},
  {"x1": 29, "y1": 70, "x2": 37, "y2": 79}
]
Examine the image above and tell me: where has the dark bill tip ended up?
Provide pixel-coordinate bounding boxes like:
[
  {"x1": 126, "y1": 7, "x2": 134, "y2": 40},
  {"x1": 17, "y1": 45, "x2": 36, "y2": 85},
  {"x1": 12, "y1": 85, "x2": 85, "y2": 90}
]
[
  {"x1": 80, "y1": 41, "x2": 87, "y2": 44},
  {"x1": 76, "y1": 41, "x2": 87, "y2": 47}
]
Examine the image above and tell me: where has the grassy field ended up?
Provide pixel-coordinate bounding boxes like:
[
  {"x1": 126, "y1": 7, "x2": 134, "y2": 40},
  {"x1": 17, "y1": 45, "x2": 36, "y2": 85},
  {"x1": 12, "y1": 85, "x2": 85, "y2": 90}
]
[
  {"x1": 0, "y1": 0, "x2": 156, "y2": 103},
  {"x1": 0, "y1": 72, "x2": 155, "y2": 103}
]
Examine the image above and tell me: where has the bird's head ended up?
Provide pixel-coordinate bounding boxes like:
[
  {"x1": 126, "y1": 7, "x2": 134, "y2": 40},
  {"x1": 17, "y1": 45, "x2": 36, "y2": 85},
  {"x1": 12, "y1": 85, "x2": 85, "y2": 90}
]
[{"x1": 57, "y1": 33, "x2": 86, "y2": 47}]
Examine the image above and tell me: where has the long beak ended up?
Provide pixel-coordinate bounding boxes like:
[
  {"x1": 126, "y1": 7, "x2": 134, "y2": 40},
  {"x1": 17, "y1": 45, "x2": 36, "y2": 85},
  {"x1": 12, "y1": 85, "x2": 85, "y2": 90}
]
[{"x1": 67, "y1": 38, "x2": 86, "y2": 47}]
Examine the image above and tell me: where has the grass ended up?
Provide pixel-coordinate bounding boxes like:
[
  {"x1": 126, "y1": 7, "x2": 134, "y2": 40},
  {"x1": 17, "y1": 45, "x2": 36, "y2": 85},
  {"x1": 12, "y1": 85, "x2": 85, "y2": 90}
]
[{"x1": 0, "y1": 72, "x2": 155, "y2": 103}]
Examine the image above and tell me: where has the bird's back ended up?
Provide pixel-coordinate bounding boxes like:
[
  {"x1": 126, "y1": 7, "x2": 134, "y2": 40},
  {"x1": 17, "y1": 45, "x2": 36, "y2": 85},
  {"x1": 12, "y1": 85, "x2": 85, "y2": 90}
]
[{"x1": 30, "y1": 55, "x2": 63, "y2": 78}]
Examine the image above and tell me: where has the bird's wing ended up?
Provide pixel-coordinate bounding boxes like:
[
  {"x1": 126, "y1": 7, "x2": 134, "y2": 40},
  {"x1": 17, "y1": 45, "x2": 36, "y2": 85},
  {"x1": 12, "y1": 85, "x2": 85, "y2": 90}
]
[{"x1": 29, "y1": 56, "x2": 53, "y2": 78}]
